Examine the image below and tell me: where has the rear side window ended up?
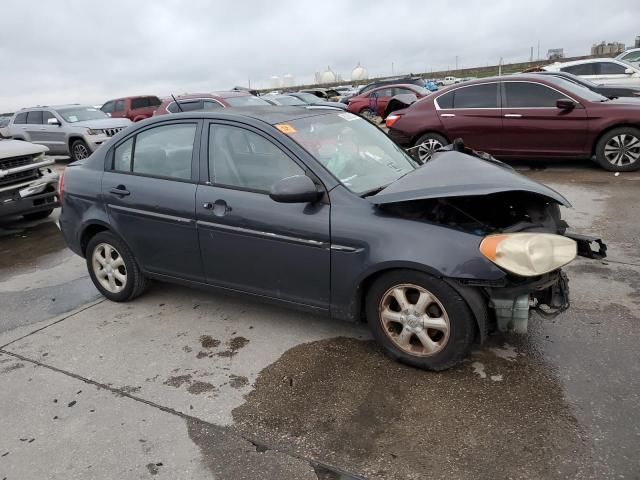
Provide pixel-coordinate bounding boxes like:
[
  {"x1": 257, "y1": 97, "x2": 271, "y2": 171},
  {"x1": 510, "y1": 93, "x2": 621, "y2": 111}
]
[
  {"x1": 101, "y1": 101, "x2": 114, "y2": 113},
  {"x1": 112, "y1": 123, "x2": 196, "y2": 180},
  {"x1": 370, "y1": 88, "x2": 393, "y2": 97},
  {"x1": 598, "y1": 62, "x2": 626, "y2": 74},
  {"x1": 561, "y1": 63, "x2": 596, "y2": 75},
  {"x1": 148, "y1": 96, "x2": 162, "y2": 107},
  {"x1": 451, "y1": 84, "x2": 498, "y2": 108},
  {"x1": 26, "y1": 111, "x2": 43, "y2": 124},
  {"x1": 504, "y1": 82, "x2": 563, "y2": 108},
  {"x1": 13, "y1": 112, "x2": 27, "y2": 124},
  {"x1": 167, "y1": 100, "x2": 204, "y2": 113},
  {"x1": 208, "y1": 124, "x2": 303, "y2": 192},
  {"x1": 436, "y1": 84, "x2": 498, "y2": 108},
  {"x1": 131, "y1": 97, "x2": 147, "y2": 109},
  {"x1": 203, "y1": 100, "x2": 224, "y2": 110}
]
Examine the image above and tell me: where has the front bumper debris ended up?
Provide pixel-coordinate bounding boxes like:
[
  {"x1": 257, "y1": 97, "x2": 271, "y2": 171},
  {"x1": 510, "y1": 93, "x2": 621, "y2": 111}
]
[
  {"x1": 488, "y1": 270, "x2": 571, "y2": 334},
  {"x1": 564, "y1": 232, "x2": 607, "y2": 259},
  {"x1": 0, "y1": 169, "x2": 59, "y2": 218}
]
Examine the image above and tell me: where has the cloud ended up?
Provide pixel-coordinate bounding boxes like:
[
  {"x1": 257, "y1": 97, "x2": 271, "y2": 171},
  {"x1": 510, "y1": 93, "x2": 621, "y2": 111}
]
[{"x1": 0, "y1": 0, "x2": 638, "y2": 112}]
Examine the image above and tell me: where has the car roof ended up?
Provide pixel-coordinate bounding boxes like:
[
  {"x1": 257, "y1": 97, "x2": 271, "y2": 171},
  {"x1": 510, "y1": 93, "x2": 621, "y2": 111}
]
[
  {"x1": 16, "y1": 104, "x2": 89, "y2": 112},
  {"x1": 546, "y1": 57, "x2": 627, "y2": 67},
  {"x1": 162, "y1": 91, "x2": 251, "y2": 103},
  {"x1": 143, "y1": 106, "x2": 337, "y2": 126}
]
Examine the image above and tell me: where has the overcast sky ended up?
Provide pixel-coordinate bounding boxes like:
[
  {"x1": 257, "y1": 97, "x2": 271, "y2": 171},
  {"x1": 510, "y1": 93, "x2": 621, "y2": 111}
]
[{"x1": 1, "y1": 0, "x2": 638, "y2": 112}]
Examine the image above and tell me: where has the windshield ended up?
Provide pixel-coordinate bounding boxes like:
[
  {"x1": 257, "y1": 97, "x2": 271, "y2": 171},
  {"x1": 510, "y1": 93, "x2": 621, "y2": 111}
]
[
  {"x1": 224, "y1": 95, "x2": 271, "y2": 107},
  {"x1": 57, "y1": 107, "x2": 109, "y2": 123},
  {"x1": 285, "y1": 112, "x2": 417, "y2": 194},
  {"x1": 544, "y1": 76, "x2": 609, "y2": 102},
  {"x1": 272, "y1": 95, "x2": 306, "y2": 106}
]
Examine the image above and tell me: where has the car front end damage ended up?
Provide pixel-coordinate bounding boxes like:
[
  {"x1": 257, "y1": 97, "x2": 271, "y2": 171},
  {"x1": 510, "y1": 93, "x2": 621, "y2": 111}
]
[
  {"x1": 0, "y1": 141, "x2": 59, "y2": 218},
  {"x1": 371, "y1": 150, "x2": 607, "y2": 337}
]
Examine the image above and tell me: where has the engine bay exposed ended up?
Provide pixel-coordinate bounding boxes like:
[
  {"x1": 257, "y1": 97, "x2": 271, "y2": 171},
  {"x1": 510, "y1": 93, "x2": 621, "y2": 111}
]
[{"x1": 380, "y1": 190, "x2": 568, "y2": 235}]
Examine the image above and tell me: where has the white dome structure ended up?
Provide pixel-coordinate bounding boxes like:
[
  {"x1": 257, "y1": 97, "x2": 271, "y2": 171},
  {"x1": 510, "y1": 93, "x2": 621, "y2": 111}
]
[
  {"x1": 270, "y1": 76, "x2": 281, "y2": 88},
  {"x1": 351, "y1": 63, "x2": 368, "y2": 81},
  {"x1": 282, "y1": 74, "x2": 295, "y2": 87},
  {"x1": 319, "y1": 66, "x2": 337, "y2": 84}
]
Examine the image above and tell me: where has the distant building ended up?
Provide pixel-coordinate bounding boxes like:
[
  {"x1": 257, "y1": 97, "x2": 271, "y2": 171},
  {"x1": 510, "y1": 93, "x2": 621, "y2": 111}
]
[
  {"x1": 547, "y1": 48, "x2": 565, "y2": 61},
  {"x1": 635, "y1": 36, "x2": 640, "y2": 48},
  {"x1": 319, "y1": 66, "x2": 337, "y2": 84},
  {"x1": 591, "y1": 41, "x2": 625, "y2": 56}
]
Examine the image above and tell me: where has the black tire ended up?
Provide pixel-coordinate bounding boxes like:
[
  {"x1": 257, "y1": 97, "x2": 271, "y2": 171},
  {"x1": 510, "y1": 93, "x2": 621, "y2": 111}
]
[
  {"x1": 595, "y1": 127, "x2": 640, "y2": 172},
  {"x1": 70, "y1": 139, "x2": 91, "y2": 161},
  {"x1": 365, "y1": 269, "x2": 476, "y2": 371},
  {"x1": 86, "y1": 231, "x2": 149, "y2": 302},
  {"x1": 412, "y1": 133, "x2": 449, "y2": 163},
  {"x1": 22, "y1": 209, "x2": 53, "y2": 221}
]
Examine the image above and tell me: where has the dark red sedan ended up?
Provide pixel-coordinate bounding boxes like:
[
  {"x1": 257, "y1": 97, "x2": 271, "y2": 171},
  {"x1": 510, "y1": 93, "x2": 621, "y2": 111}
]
[
  {"x1": 347, "y1": 84, "x2": 430, "y2": 118},
  {"x1": 386, "y1": 74, "x2": 640, "y2": 171}
]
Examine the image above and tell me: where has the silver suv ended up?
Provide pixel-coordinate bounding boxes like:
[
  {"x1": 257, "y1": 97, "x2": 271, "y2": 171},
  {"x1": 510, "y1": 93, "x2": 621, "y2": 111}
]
[{"x1": 8, "y1": 105, "x2": 132, "y2": 161}]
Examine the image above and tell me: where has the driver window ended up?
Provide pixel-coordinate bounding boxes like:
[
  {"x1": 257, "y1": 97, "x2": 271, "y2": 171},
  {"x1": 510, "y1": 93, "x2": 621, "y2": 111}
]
[{"x1": 208, "y1": 125, "x2": 304, "y2": 192}]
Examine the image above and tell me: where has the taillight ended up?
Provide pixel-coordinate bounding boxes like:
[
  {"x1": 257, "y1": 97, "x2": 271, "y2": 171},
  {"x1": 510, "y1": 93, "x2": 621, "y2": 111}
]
[
  {"x1": 58, "y1": 170, "x2": 65, "y2": 203},
  {"x1": 385, "y1": 114, "x2": 402, "y2": 128}
]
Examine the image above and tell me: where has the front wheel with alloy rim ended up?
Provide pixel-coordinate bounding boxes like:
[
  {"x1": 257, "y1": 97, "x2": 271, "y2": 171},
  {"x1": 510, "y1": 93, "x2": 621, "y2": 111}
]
[
  {"x1": 71, "y1": 139, "x2": 90, "y2": 161},
  {"x1": 412, "y1": 133, "x2": 449, "y2": 163},
  {"x1": 86, "y1": 231, "x2": 148, "y2": 302},
  {"x1": 595, "y1": 127, "x2": 640, "y2": 172},
  {"x1": 366, "y1": 270, "x2": 476, "y2": 370}
]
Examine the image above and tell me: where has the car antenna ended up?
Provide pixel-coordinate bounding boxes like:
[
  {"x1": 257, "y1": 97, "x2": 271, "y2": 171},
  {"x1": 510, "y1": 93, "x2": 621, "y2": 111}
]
[{"x1": 171, "y1": 94, "x2": 184, "y2": 112}]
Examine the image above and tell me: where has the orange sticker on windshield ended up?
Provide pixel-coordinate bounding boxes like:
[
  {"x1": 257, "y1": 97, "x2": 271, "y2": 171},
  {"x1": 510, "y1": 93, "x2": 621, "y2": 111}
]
[{"x1": 276, "y1": 124, "x2": 297, "y2": 134}]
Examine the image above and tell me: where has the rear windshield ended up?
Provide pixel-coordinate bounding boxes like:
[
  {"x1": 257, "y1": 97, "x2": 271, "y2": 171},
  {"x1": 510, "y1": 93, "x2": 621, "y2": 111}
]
[
  {"x1": 57, "y1": 107, "x2": 109, "y2": 123},
  {"x1": 271, "y1": 96, "x2": 306, "y2": 106},
  {"x1": 224, "y1": 95, "x2": 271, "y2": 107}
]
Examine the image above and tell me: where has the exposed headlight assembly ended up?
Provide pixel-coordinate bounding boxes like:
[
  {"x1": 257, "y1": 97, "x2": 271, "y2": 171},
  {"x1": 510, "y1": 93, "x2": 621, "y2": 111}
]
[
  {"x1": 480, "y1": 233, "x2": 576, "y2": 277},
  {"x1": 86, "y1": 128, "x2": 104, "y2": 135}
]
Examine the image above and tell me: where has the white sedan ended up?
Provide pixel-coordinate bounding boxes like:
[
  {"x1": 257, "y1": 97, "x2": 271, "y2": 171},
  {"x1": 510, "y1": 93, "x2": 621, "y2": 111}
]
[
  {"x1": 543, "y1": 58, "x2": 640, "y2": 86},
  {"x1": 616, "y1": 48, "x2": 640, "y2": 68}
]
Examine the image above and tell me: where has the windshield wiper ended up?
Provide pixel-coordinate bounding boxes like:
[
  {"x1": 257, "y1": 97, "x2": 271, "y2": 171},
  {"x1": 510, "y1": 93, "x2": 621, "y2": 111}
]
[{"x1": 361, "y1": 184, "x2": 390, "y2": 198}]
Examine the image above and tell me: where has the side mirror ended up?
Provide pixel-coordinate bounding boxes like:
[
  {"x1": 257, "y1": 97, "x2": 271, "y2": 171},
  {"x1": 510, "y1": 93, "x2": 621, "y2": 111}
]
[
  {"x1": 556, "y1": 98, "x2": 576, "y2": 110},
  {"x1": 47, "y1": 117, "x2": 61, "y2": 126},
  {"x1": 625, "y1": 68, "x2": 635, "y2": 75},
  {"x1": 269, "y1": 175, "x2": 321, "y2": 203}
]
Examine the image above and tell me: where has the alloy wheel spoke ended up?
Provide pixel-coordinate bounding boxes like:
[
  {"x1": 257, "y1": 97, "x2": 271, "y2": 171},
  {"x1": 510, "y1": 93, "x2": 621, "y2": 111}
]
[
  {"x1": 103, "y1": 245, "x2": 113, "y2": 262},
  {"x1": 395, "y1": 328, "x2": 413, "y2": 347},
  {"x1": 423, "y1": 316, "x2": 448, "y2": 333},
  {"x1": 111, "y1": 256, "x2": 124, "y2": 269},
  {"x1": 108, "y1": 275, "x2": 117, "y2": 291},
  {"x1": 381, "y1": 308, "x2": 404, "y2": 325},
  {"x1": 96, "y1": 268, "x2": 108, "y2": 279},
  {"x1": 391, "y1": 288, "x2": 411, "y2": 311},
  {"x1": 416, "y1": 330, "x2": 438, "y2": 354},
  {"x1": 113, "y1": 271, "x2": 126, "y2": 283},
  {"x1": 414, "y1": 291, "x2": 433, "y2": 313}
]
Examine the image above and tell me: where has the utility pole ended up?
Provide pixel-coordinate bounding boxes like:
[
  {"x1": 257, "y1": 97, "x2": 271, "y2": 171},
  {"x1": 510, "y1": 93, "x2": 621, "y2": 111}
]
[
  {"x1": 455, "y1": 55, "x2": 458, "y2": 70},
  {"x1": 537, "y1": 40, "x2": 540, "y2": 60},
  {"x1": 530, "y1": 46, "x2": 533, "y2": 62},
  {"x1": 391, "y1": 62, "x2": 394, "y2": 75},
  {"x1": 248, "y1": 77, "x2": 251, "y2": 89}
]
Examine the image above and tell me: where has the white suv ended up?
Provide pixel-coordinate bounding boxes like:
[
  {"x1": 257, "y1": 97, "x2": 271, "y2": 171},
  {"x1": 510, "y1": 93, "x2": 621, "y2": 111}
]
[
  {"x1": 543, "y1": 58, "x2": 640, "y2": 86},
  {"x1": 8, "y1": 105, "x2": 132, "y2": 161},
  {"x1": 616, "y1": 48, "x2": 640, "y2": 68}
]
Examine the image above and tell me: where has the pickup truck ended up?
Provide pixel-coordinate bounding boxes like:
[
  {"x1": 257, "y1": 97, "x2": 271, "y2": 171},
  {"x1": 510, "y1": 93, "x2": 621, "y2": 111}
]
[{"x1": 0, "y1": 139, "x2": 59, "y2": 220}]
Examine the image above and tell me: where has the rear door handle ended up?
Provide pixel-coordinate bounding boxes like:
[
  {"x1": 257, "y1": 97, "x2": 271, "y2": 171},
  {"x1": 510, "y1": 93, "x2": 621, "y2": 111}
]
[
  {"x1": 440, "y1": 113, "x2": 456, "y2": 117},
  {"x1": 109, "y1": 185, "x2": 130, "y2": 196},
  {"x1": 504, "y1": 113, "x2": 523, "y2": 118}
]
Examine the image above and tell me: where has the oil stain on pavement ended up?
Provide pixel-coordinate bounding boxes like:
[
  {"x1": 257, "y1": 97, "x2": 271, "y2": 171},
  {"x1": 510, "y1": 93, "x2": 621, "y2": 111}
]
[{"x1": 232, "y1": 337, "x2": 593, "y2": 480}]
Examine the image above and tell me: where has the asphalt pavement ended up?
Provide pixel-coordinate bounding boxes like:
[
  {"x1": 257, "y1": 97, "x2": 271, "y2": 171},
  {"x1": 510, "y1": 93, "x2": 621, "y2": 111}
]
[{"x1": 0, "y1": 158, "x2": 638, "y2": 479}]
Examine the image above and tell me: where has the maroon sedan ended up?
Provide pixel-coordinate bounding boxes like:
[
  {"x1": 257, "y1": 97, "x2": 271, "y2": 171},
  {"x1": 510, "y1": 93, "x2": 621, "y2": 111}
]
[
  {"x1": 347, "y1": 84, "x2": 430, "y2": 119},
  {"x1": 154, "y1": 91, "x2": 270, "y2": 115},
  {"x1": 386, "y1": 74, "x2": 640, "y2": 171}
]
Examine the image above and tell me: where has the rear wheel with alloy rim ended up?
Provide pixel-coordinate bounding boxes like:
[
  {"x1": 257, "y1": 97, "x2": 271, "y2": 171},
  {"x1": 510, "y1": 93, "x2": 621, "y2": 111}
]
[
  {"x1": 595, "y1": 127, "x2": 640, "y2": 172},
  {"x1": 86, "y1": 231, "x2": 148, "y2": 302},
  {"x1": 71, "y1": 139, "x2": 90, "y2": 161},
  {"x1": 413, "y1": 133, "x2": 449, "y2": 163},
  {"x1": 366, "y1": 269, "x2": 475, "y2": 370}
]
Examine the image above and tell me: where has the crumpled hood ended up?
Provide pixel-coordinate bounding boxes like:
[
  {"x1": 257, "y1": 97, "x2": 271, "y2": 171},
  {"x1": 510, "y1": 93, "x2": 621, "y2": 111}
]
[
  {"x1": 73, "y1": 118, "x2": 132, "y2": 129},
  {"x1": 370, "y1": 150, "x2": 571, "y2": 207}
]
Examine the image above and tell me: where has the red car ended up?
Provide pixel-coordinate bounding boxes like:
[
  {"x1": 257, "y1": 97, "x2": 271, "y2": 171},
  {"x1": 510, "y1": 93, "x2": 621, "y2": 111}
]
[
  {"x1": 347, "y1": 84, "x2": 430, "y2": 118},
  {"x1": 101, "y1": 96, "x2": 162, "y2": 122},
  {"x1": 153, "y1": 91, "x2": 271, "y2": 115},
  {"x1": 386, "y1": 74, "x2": 640, "y2": 171}
]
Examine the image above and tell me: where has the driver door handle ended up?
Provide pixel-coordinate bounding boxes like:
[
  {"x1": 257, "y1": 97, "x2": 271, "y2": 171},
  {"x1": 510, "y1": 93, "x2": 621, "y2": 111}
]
[
  {"x1": 504, "y1": 113, "x2": 523, "y2": 118},
  {"x1": 109, "y1": 185, "x2": 130, "y2": 196}
]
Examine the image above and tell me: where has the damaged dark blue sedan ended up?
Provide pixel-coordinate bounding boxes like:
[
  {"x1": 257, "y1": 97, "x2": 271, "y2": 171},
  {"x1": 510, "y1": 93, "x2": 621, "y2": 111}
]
[{"x1": 58, "y1": 107, "x2": 605, "y2": 370}]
